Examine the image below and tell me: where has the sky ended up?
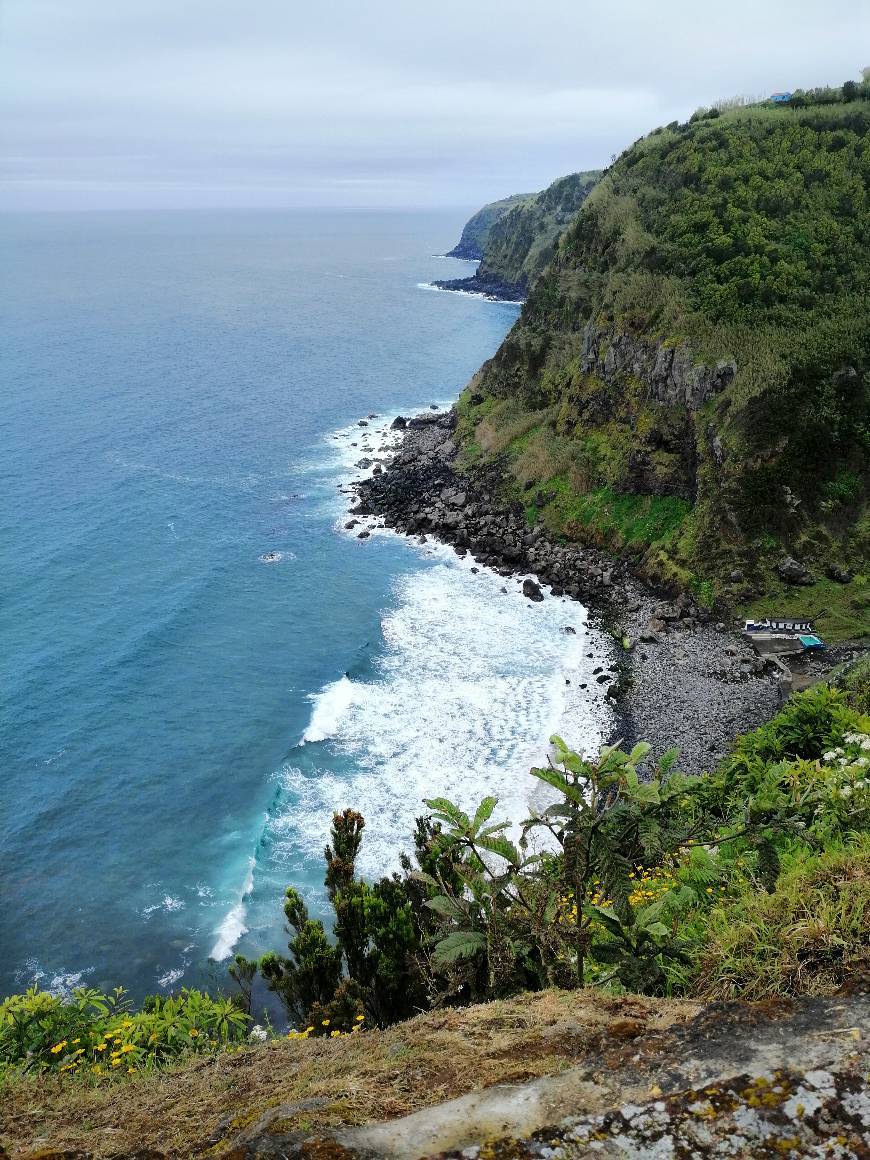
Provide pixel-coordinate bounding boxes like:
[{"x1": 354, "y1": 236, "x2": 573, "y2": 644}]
[{"x1": 1, "y1": 0, "x2": 867, "y2": 211}]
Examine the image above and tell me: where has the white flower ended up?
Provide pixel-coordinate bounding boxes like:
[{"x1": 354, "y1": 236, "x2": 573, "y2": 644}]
[{"x1": 248, "y1": 1024, "x2": 268, "y2": 1042}]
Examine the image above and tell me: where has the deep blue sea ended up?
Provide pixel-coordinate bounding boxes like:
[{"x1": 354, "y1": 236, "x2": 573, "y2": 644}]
[{"x1": 0, "y1": 210, "x2": 611, "y2": 1003}]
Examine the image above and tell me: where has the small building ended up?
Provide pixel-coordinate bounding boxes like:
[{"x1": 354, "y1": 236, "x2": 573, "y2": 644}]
[
  {"x1": 744, "y1": 616, "x2": 814, "y2": 634},
  {"x1": 771, "y1": 92, "x2": 793, "y2": 103}
]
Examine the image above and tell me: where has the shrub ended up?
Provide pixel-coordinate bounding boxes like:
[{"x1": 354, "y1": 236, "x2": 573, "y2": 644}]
[{"x1": 0, "y1": 986, "x2": 249, "y2": 1079}]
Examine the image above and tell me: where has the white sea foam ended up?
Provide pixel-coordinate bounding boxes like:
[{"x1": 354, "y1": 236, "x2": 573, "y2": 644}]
[
  {"x1": 210, "y1": 856, "x2": 256, "y2": 961},
  {"x1": 416, "y1": 282, "x2": 525, "y2": 306},
  {"x1": 302, "y1": 676, "x2": 358, "y2": 743},
  {"x1": 15, "y1": 959, "x2": 95, "y2": 996},
  {"x1": 268, "y1": 559, "x2": 614, "y2": 881},
  {"x1": 157, "y1": 965, "x2": 186, "y2": 988},
  {"x1": 140, "y1": 893, "x2": 186, "y2": 918}
]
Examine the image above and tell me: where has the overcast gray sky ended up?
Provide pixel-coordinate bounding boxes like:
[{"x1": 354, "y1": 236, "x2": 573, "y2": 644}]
[{"x1": 1, "y1": 0, "x2": 867, "y2": 210}]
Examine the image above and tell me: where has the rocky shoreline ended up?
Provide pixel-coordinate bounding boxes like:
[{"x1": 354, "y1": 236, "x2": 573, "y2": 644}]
[
  {"x1": 347, "y1": 409, "x2": 784, "y2": 776},
  {"x1": 429, "y1": 273, "x2": 526, "y2": 302}
]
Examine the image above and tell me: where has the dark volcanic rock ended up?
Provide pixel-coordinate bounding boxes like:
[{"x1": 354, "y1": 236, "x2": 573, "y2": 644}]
[
  {"x1": 522, "y1": 578, "x2": 544, "y2": 602},
  {"x1": 391, "y1": 415, "x2": 407, "y2": 429},
  {"x1": 778, "y1": 555, "x2": 815, "y2": 585}
]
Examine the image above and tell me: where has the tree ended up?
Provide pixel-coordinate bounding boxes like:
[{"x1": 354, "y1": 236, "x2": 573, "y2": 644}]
[
  {"x1": 259, "y1": 887, "x2": 342, "y2": 1026},
  {"x1": 260, "y1": 810, "x2": 426, "y2": 1030}
]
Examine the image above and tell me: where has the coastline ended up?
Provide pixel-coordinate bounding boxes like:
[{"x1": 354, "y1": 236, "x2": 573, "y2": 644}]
[
  {"x1": 428, "y1": 273, "x2": 527, "y2": 303},
  {"x1": 348, "y1": 409, "x2": 783, "y2": 776}
]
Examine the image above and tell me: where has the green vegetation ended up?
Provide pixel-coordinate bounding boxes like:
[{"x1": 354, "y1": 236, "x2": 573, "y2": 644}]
[
  {"x1": 446, "y1": 192, "x2": 532, "y2": 260},
  {"x1": 475, "y1": 170, "x2": 602, "y2": 291},
  {"x1": 463, "y1": 72, "x2": 870, "y2": 600},
  {"x1": 0, "y1": 987, "x2": 248, "y2": 1079}
]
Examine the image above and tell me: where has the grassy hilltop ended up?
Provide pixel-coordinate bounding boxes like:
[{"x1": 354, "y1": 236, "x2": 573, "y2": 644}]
[{"x1": 457, "y1": 82, "x2": 870, "y2": 636}]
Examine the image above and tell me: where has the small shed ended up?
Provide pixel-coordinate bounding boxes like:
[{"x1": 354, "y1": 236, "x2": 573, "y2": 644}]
[{"x1": 771, "y1": 92, "x2": 793, "y2": 103}]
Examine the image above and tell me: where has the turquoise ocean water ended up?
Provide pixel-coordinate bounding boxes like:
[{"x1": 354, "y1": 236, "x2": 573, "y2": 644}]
[{"x1": 0, "y1": 210, "x2": 611, "y2": 1000}]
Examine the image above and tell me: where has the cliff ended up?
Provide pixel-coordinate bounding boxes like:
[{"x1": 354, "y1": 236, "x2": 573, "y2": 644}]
[
  {"x1": 456, "y1": 92, "x2": 869, "y2": 628},
  {"x1": 435, "y1": 170, "x2": 601, "y2": 299},
  {"x1": 444, "y1": 192, "x2": 531, "y2": 260}
]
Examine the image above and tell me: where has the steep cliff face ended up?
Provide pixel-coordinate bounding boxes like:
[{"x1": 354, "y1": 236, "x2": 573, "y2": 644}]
[
  {"x1": 475, "y1": 170, "x2": 601, "y2": 291},
  {"x1": 445, "y1": 192, "x2": 531, "y2": 260},
  {"x1": 436, "y1": 170, "x2": 601, "y2": 299},
  {"x1": 461, "y1": 97, "x2": 870, "y2": 611}
]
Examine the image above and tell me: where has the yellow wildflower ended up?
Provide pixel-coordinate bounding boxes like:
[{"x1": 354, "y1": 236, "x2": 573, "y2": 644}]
[
  {"x1": 121, "y1": 1044, "x2": 135, "y2": 1053},
  {"x1": 330, "y1": 1029, "x2": 341, "y2": 1038},
  {"x1": 96, "y1": 1042, "x2": 107, "y2": 1051},
  {"x1": 189, "y1": 1028, "x2": 200, "y2": 1037},
  {"x1": 321, "y1": 1019, "x2": 330, "y2": 1026},
  {"x1": 112, "y1": 1058, "x2": 122, "y2": 1067},
  {"x1": 355, "y1": 1014, "x2": 364, "y2": 1021},
  {"x1": 50, "y1": 1041, "x2": 67, "y2": 1054}
]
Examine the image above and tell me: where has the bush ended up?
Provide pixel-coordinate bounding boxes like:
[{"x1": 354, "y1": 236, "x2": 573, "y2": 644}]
[{"x1": 0, "y1": 987, "x2": 249, "y2": 1079}]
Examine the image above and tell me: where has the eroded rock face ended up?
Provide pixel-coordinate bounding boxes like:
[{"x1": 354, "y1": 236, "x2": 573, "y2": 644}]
[{"x1": 581, "y1": 323, "x2": 737, "y2": 411}]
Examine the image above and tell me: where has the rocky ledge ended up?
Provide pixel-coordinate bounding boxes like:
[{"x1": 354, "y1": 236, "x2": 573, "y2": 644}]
[
  {"x1": 429, "y1": 273, "x2": 526, "y2": 302},
  {"x1": 350, "y1": 410, "x2": 782, "y2": 775}
]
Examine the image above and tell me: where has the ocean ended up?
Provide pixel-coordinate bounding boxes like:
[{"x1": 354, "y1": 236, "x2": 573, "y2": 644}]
[{"x1": 0, "y1": 209, "x2": 612, "y2": 1001}]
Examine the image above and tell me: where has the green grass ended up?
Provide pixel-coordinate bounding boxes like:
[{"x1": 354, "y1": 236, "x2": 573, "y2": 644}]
[
  {"x1": 688, "y1": 838, "x2": 870, "y2": 1001},
  {"x1": 742, "y1": 573, "x2": 869, "y2": 643},
  {"x1": 542, "y1": 476, "x2": 690, "y2": 542}
]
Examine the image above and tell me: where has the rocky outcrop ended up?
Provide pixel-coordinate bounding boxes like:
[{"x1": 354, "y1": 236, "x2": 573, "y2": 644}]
[
  {"x1": 581, "y1": 323, "x2": 737, "y2": 411},
  {"x1": 430, "y1": 271, "x2": 526, "y2": 301},
  {"x1": 778, "y1": 555, "x2": 816, "y2": 585}
]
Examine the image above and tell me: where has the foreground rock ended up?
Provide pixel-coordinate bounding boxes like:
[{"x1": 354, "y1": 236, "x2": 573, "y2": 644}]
[
  {"x1": 221, "y1": 987, "x2": 870, "y2": 1158},
  {"x1": 350, "y1": 410, "x2": 780, "y2": 775}
]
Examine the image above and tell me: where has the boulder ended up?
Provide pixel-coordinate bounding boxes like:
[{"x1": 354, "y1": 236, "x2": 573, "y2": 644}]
[
  {"x1": 826, "y1": 564, "x2": 853, "y2": 584},
  {"x1": 778, "y1": 556, "x2": 815, "y2": 585},
  {"x1": 390, "y1": 415, "x2": 407, "y2": 429},
  {"x1": 654, "y1": 602, "x2": 681, "y2": 621},
  {"x1": 522, "y1": 578, "x2": 545, "y2": 602}
]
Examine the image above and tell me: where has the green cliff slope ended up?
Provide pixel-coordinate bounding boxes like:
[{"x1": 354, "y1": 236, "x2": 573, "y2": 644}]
[
  {"x1": 459, "y1": 89, "x2": 870, "y2": 631},
  {"x1": 445, "y1": 193, "x2": 531, "y2": 260},
  {"x1": 476, "y1": 169, "x2": 602, "y2": 291}
]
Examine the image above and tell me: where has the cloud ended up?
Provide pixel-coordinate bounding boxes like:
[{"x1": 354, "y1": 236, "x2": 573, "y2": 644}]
[{"x1": 1, "y1": 0, "x2": 867, "y2": 208}]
